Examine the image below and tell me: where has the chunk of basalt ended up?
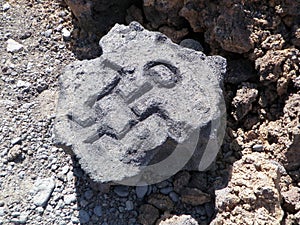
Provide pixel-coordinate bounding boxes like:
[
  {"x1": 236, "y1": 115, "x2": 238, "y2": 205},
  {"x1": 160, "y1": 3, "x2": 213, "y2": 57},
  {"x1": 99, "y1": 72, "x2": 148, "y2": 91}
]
[
  {"x1": 232, "y1": 83, "x2": 258, "y2": 121},
  {"x1": 54, "y1": 22, "x2": 226, "y2": 185}
]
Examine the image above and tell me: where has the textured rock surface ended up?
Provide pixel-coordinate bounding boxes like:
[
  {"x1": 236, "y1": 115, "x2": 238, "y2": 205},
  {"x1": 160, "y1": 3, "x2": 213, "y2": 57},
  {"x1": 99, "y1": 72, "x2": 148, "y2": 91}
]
[
  {"x1": 64, "y1": 0, "x2": 138, "y2": 35},
  {"x1": 211, "y1": 153, "x2": 284, "y2": 225},
  {"x1": 54, "y1": 22, "x2": 226, "y2": 184},
  {"x1": 159, "y1": 214, "x2": 199, "y2": 225},
  {"x1": 232, "y1": 83, "x2": 258, "y2": 121}
]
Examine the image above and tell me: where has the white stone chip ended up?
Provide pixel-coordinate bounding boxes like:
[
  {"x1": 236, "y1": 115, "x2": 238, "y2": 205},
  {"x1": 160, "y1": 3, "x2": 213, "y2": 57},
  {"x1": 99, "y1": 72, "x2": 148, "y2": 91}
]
[
  {"x1": 32, "y1": 178, "x2": 56, "y2": 206},
  {"x1": 6, "y1": 39, "x2": 24, "y2": 53}
]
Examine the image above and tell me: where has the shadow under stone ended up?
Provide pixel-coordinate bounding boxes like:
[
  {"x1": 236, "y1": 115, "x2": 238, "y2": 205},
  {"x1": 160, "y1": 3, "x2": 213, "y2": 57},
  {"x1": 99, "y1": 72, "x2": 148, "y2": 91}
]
[{"x1": 71, "y1": 153, "x2": 231, "y2": 225}]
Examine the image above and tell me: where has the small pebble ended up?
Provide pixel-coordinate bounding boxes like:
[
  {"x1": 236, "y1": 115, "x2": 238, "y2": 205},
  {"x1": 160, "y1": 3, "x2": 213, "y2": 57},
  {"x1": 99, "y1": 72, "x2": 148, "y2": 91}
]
[
  {"x1": 79, "y1": 210, "x2": 90, "y2": 223},
  {"x1": 61, "y1": 165, "x2": 69, "y2": 174},
  {"x1": 11, "y1": 211, "x2": 20, "y2": 217},
  {"x1": 55, "y1": 24, "x2": 63, "y2": 31},
  {"x1": 0, "y1": 207, "x2": 5, "y2": 216},
  {"x1": 84, "y1": 190, "x2": 93, "y2": 200},
  {"x1": 51, "y1": 164, "x2": 58, "y2": 170},
  {"x1": 94, "y1": 205, "x2": 102, "y2": 217},
  {"x1": 63, "y1": 194, "x2": 77, "y2": 205},
  {"x1": 156, "y1": 181, "x2": 169, "y2": 188},
  {"x1": 11, "y1": 137, "x2": 22, "y2": 145},
  {"x1": 71, "y1": 216, "x2": 79, "y2": 223},
  {"x1": 169, "y1": 191, "x2": 179, "y2": 202},
  {"x1": 3, "y1": 3, "x2": 10, "y2": 11},
  {"x1": 125, "y1": 200, "x2": 134, "y2": 211},
  {"x1": 160, "y1": 187, "x2": 173, "y2": 195},
  {"x1": 67, "y1": 171, "x2": 73, "y2": 182},
  {"x1": 36, "y1": 206, "x2": 44, "y2": 214},
  {"x1": 19, "y1": 212, "x2": 29, "y2": 224},
  {"x1": 62, "y1": 28, "x2": 71, "y2": 40},
  {"x1": 136, "y1": 185, "x2": 148, "y2": 199},
  {"x1": 16, "y1": 80, "x2": 31, "y2": 88},
  {"x1": 19, "y1": 31, "x2": 32, "y2": 40},
  {"x1": 32, "y1": 178, "x2": 56, "y2": 207},
  {"x1": 6, "y1": 39, "x2": 24, "y2": 53},
  {"x1": 114, "y1": 185, "x2": 129, "y2": 197},
  {"x1": 44, "y1": 29, "x2": 53, "y2": 38},
  {"x1": 252, "y1": 144, "x2": 263, "y2": 152}
]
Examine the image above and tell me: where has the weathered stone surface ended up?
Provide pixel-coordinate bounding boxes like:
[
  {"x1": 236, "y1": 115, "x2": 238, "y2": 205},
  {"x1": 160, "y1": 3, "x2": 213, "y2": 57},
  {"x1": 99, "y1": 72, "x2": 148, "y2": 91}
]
[
  {"x1": 54, "y1": 22, "x2": 226, "y2": 185},
  {"x1": 158, "y1": 214, "x2": 199, "y2": 225},
  {"x1": 64, "y1": 0, "x2": 138, "y2": 35},
  {"x1": 211, "y1": 153, "x2": 284, "y2": 225}
]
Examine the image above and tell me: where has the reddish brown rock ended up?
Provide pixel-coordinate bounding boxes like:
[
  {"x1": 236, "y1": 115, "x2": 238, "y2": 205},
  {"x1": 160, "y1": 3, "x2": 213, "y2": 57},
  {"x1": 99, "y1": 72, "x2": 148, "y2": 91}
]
[
  {"x1": 148, "y1": 193, "x2": 174, "y2": 211},
  {"x1": 138, "y1": 204, "x2": 160, "y2": 225},
  {"x1": 211, "y1": 153, "x2": 284, "y2": 225},
  {"x1": 232, "y1": 83, "x2": 258, "y2": 121},
  {"x1": 180, "y1": 1, "x2": 254, "y2": 53},
  {"x1": 180, "y1": 187, "x2": 211, "y2": 206},
  {"x1": 173, "y1": 171, "x2": 191, "y2": 193}
]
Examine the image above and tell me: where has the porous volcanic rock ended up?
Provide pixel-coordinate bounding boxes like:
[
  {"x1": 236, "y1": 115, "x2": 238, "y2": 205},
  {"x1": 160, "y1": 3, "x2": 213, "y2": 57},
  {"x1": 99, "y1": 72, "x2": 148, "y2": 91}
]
[
  {"x1": 211, "y1": 153, "x2": 284, "y2": 225},
  {"x1": 158, "y1": 214, "x2": 199, "y2": 225},
  {"x1": 54, "y1": 22, "x2": 226, "y2": 185}
]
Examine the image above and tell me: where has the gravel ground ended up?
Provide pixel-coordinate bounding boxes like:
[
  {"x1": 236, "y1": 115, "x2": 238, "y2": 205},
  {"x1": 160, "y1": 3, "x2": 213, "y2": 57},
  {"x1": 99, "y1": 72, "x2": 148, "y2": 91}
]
[{"x1": 0, "y1": 1, "x2": 217, "y2": 224}]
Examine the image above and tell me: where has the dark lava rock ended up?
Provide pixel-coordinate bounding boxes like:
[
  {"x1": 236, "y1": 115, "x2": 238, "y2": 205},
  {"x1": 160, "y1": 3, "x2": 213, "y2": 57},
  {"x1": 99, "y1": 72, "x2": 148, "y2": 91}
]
[{"x1": 54, "y1": 22, "x2": 226, "y2": 185}]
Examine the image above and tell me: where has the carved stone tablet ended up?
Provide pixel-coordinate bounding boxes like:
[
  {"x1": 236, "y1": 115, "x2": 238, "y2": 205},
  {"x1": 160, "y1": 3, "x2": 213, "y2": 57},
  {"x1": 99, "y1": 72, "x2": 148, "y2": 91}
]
[{"x1": 54, "y1": 22, "x2": 226, "y2": 185}]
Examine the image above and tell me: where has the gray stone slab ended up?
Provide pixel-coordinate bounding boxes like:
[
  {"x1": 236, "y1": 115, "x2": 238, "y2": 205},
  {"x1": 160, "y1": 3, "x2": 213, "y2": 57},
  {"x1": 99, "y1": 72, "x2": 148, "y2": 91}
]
[{"x1": 54, "y1": 22, "x2": 226, "y2": 185}]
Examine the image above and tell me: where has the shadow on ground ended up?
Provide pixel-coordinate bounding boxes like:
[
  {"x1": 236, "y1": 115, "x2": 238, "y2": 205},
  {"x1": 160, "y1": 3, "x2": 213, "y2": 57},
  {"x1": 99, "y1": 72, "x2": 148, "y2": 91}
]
[{"x1": 71, "y1": 153, "x2": 233, "y2": 225}]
